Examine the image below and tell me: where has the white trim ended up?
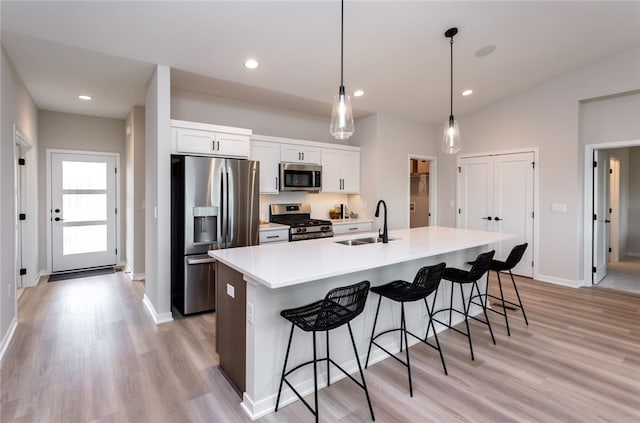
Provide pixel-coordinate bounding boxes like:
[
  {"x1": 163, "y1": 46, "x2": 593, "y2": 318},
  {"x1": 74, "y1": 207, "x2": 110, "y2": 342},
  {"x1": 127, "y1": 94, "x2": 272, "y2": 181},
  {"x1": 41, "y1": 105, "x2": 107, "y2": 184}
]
[
  {"x1": 583, "y1": 139, "x2": 640, "y2": 285},
  {"x1": 456, "y1": 147, "x2": 540, "y2": 279},
  {"x1": 45, "y1": 148, "x2": 121, "y2": 273},
  {"x1": 142, "y1": 294, "x2": 173, "y2": 324},
  {"x1": 536, "y1": 274, "x2": 584, "y2": 288},
  {"x1": 0, "y1": 318, "x2": 18, "y2": 363},
  {"x1": 407, "y1": 154, "x2": 438, "y2": 226}
]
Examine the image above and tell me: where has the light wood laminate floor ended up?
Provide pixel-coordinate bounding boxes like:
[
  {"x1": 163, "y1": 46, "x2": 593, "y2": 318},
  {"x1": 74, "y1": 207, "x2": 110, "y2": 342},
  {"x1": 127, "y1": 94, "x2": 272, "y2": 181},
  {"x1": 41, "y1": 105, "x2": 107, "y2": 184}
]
[{"x1": 1, "y1": 271, "x2": 639, "y2": 422}]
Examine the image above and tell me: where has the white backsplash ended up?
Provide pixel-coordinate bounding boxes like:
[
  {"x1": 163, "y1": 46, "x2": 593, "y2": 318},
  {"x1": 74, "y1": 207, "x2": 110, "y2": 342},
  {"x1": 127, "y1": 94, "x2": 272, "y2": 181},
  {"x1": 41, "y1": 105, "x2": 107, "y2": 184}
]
[{"x1": 259, "y1": 193, "x2": 370, "y2": 222}]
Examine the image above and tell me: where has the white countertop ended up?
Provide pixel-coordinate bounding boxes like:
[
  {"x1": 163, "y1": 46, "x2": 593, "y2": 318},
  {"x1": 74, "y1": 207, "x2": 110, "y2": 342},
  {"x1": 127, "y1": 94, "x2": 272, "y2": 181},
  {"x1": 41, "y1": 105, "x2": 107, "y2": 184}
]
[{"x1": 210, "y1": 226, "x2": 511, "y2": 289}]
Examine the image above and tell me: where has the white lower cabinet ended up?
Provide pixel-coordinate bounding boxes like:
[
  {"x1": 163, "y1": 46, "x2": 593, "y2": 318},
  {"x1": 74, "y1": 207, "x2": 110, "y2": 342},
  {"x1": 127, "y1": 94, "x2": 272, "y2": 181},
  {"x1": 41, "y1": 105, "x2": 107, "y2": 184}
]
[
  {"x1": 332, "y1": 221, "x2": 373, "y2": 235},
  {"x1": 259, "y1": 228, "x2": 289, "y2": 244}
]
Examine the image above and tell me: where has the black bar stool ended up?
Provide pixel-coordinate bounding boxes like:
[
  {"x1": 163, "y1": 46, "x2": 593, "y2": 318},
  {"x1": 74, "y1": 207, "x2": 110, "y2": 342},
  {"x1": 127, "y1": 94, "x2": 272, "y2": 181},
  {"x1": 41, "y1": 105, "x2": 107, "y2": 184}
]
[
  {"x1": 364, "y1": 263, "x2": 447, "y2": 397},
  {"x1": 274, "y1": 280, "x2": 375, "y2": 422},
  {"x1": 432, "y1": 250, "x2": 496, "y2": 361},
  {"x1": 472, "y1": 243, "x2": 529, "y2": 336}
]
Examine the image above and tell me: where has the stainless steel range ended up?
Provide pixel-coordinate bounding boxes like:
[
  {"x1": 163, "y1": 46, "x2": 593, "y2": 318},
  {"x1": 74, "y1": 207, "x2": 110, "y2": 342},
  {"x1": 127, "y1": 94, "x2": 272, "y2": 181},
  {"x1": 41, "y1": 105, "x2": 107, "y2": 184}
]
[{"x1": 269, "y1": 203, "x2": 333, "y2": 241}]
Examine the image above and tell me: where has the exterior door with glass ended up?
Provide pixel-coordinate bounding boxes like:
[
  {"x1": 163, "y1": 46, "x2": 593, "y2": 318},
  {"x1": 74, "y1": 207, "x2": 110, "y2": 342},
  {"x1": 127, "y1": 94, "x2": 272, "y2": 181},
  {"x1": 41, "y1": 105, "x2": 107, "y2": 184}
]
[{"x1": 51, "y1": 152, "x2": 117, "y2": 272}]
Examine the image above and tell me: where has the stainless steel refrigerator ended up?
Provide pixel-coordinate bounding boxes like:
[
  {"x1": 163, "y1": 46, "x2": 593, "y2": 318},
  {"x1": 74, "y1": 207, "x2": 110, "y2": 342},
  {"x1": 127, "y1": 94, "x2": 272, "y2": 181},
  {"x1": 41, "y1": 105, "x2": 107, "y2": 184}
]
[{"x1": 171, "y1": 155, "x2": 259, "y2": 315}]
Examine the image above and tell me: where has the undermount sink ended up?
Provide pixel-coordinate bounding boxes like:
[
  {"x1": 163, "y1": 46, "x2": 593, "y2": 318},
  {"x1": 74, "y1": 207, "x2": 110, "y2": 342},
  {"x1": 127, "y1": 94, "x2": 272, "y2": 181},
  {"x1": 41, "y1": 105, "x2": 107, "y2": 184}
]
[{"x1": 335, "y1": 236, "x2": 398, "y2": 246}]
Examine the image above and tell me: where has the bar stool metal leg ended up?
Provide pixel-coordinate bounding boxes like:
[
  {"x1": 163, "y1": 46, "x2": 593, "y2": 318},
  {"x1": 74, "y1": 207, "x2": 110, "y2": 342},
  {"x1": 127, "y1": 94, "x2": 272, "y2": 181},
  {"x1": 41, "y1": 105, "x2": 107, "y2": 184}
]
[
  {"x1": 365, "y1": 296, "x2": 382, "y2": 369},
  {"x1": 472, "y1": 280, "x2": 496, "y2": 344},
  {"x1": 496, "y1": 271, "x2": 511, "y2": 335},
  {"x1": 326, "y1": 331, "x2": 331, "y2": 386},
  {"x1": 425, "y1": 296, "x2": 448, "y2": 375},
  {"x1": 400, "y1": 303, "x2": 413, "y2": 397},
  {"x1": 312, "y1": 331, "x2": 319, "y2": 423},
  {"x1": 459, "y1": 283, "x2": 474, "y2": 361},
  {"x1": 275, "y1": 324, "x2": 295, "y2": 412},
  {"x1": 347, "y1": 323, "x2": 376, "y2": 421},
  {"x1": 510, "y1": 270, "x2": 529, "y2": 325}
]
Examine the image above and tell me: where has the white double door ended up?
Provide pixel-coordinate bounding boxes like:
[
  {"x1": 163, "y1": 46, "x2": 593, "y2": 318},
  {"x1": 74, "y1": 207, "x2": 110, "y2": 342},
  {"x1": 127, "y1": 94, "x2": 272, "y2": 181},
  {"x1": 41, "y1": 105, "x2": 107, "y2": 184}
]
[
  {"x1": 458, "y1": 152, "x2": 535, "y2": 277},
  {"x1": 50, "y1": 152, "x2": 118, "y2": 272}
]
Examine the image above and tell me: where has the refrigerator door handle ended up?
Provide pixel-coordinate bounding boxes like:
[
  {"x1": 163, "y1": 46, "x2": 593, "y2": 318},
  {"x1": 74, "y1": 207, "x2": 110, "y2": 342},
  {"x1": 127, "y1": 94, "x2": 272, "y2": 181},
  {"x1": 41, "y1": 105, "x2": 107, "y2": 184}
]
[{"x1": 220, "y1": 164, "x2": 228, "y2": 249}]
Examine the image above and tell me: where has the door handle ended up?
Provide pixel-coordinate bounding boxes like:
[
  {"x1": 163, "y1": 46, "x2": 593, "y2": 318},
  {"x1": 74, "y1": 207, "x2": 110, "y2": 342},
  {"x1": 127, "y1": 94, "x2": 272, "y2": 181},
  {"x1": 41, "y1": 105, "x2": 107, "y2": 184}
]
[
  {"x1": 494, "y1": 217, "x2": 502, "y2": 221},
  {"x1": 54, "y1": 217, "x2": 64, "y2": 222},
  {"x1": 54, "y1": 208, "x2": 60, "y2": 213},
  {"x1": 482, "y1": 216, "x2": 492, "y2": 220},
  {"x1": 605, "y1": 219, "x2": 611, "y2": 223}
]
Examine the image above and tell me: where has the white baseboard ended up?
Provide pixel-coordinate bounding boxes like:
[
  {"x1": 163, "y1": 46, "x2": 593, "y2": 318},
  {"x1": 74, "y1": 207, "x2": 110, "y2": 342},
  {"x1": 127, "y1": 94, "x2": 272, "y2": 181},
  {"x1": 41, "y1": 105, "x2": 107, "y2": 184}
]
[
  {"x1": 142, "y1": 294, "x2": 173, "y2": 325},
  {"x1": 123, "y1": 263, "x2": 145, "y2": 281},
  {"x1": 535, "y1": 274, "x2": 583, "y2": 288},
  {"x1": 0, "y1": 317, "x2": 18, "y2": 363}
]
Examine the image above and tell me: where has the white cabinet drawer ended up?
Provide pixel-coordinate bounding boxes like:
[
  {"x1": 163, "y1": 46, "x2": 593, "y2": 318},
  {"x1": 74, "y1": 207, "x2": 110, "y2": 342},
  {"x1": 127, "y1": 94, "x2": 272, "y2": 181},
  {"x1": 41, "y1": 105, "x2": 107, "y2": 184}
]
[
  {"x1": 259, "y1": 229, "x2": 289, "y2": 244},
  {"x1": 332, "y1": 221, "x2": 373, "y2": 235}
]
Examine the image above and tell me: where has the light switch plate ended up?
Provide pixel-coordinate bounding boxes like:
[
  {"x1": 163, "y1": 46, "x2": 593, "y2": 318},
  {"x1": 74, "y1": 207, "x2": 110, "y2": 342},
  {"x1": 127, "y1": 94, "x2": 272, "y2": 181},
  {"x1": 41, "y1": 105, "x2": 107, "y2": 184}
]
[
  {"x1": 226, "y1": 283, "x2": 235, "y2": 298},
  {"x1": 551, "y1": 203, "x2": 567, "y2": 213}
]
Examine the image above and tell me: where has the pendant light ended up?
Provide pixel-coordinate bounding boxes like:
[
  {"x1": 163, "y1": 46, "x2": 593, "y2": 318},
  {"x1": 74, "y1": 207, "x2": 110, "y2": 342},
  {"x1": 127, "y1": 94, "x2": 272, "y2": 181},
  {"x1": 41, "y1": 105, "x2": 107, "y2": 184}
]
[
  {"x1": 330, "y1": 0, "x2": 354, "y2": 140},
  {"x1": 442, "y1": 27, "x2": 461, "y2": 154}
]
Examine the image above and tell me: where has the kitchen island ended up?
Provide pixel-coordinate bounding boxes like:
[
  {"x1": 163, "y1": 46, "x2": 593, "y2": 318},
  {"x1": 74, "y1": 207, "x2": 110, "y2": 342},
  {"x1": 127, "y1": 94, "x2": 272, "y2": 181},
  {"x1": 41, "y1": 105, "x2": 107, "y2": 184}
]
[{"x1": 210, "y1": 226, "x2": 510, "y2": 419}]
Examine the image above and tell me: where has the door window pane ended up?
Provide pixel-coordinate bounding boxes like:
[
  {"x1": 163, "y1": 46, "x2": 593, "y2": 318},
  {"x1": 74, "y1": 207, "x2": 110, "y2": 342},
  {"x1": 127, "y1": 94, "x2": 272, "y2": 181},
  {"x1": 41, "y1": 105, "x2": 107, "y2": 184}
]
[
  {"x1": 63, "y1": 161, "x2": 107, "y2": 190},
  {"x1": 63, "y1": 225, "x2": 107, "y2": 255},
  {"x1": 63, "y1": 194, "x2": 107, "y2": 222}
]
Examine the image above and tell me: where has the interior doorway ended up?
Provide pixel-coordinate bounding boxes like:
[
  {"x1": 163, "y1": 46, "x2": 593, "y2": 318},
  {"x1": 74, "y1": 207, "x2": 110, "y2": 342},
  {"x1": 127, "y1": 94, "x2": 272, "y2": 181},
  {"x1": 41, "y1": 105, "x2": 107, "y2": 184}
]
[
  {"x1": 14, "y1": 125, "x2": 32, "y2": 292},
  {"x1": 408, "y1": 157, "x2": 436, "y2": 227},
  {"x1": 584, "y1": 141, "x2": 640, "y2": 290}
]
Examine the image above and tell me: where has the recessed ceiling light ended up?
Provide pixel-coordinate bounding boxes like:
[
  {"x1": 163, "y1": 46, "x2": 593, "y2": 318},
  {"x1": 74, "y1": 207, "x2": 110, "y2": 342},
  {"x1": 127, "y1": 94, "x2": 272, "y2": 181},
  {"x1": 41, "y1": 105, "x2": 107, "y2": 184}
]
[
  {"x1": 353, "y1": 89, "x2": 364, "y2": 97},
  {"x1": 475, "y1": 45, "x2": 496, "y2": 58},
  {"x1": 78, "y1": 94, "x2": 92, "y2": 101},
  {"x1": 244, "y1": 59, "x2": 259, "y2": 69},
  {"x1": 462, "y1": 89, "x2": 473, "y2": 96}
]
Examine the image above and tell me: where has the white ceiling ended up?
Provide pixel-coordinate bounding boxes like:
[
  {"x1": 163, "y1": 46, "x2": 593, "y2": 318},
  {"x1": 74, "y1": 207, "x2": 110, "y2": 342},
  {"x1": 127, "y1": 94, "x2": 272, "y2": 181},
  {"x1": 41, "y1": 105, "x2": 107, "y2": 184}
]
[{"x1": 2, "y1": 1, "x2": 639, "y2": 123}]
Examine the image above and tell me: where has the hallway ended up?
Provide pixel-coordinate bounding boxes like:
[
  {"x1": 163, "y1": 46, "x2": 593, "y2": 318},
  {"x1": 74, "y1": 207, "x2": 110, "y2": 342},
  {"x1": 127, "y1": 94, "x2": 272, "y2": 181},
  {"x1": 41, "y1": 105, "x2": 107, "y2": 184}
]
[{"x1": 596, "y1": 256, "x2": 640, "y2": 294}]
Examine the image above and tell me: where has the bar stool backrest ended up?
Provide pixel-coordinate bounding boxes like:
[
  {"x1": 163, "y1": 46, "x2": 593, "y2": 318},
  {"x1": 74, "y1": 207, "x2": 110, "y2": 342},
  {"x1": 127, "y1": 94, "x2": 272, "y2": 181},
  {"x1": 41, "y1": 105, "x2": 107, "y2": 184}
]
[
  {"x1": 316, "y1": 280, "x2": 371, "y2": 331},
  {"x1": 503, "y1": 243, "x2": 528, "y2": 269},
  {"x1": 409, "y1": 262, "x2": 446, "y2": 299},
  {"x1": 468, "y1": 250, "x2": 495, "y2": 281}
]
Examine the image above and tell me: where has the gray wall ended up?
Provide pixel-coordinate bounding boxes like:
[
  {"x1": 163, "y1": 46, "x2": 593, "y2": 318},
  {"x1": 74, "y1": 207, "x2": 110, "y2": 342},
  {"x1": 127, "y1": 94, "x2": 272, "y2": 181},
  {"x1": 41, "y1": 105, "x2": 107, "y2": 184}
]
[
  {"x1": 439, "y1": 45, "x2": 640, "y2": 284},
  {"x1": 37, "y1": 110, "x2": 126, "y2": 272},
  {"x1": 628, "y1": 148, "x2": 640, "y2": 255},
  {"x1": 1, "y1": 46, "x2": 38, "y2": 352},
  {"x1": 125, "y1": 106, "x2": 145, "y2": 278}
]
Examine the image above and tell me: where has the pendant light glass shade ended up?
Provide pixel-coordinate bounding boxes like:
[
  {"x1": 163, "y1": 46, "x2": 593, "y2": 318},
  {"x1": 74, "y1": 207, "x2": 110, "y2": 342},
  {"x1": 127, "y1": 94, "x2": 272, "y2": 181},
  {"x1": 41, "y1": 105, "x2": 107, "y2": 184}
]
[
  {"x1": 442, "y1": 27, "x2": 461, "y2": 154},
  {"x1": 442, "y1": 116, "x2": 461, "y2": 154},
  {"x1": 330, "y1": 86, "x2": 354, "y2": 140},
  {"x1": 330, "y1": 0, "x2": 354, "y2": 140}
]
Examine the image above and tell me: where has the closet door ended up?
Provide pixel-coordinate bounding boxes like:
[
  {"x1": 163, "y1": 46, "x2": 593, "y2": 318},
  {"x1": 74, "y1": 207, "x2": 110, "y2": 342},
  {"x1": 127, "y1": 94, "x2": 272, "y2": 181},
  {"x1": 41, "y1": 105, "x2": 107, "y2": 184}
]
[
  {"x1": 458, "y1": 156, "x2": 493, "y2": 232},
  {"x1": 458, "y1": 152, "x2": 534, "y2": 277},
  {"x1": 493, "y1": 152, "x2": 534, "y2": 277}
]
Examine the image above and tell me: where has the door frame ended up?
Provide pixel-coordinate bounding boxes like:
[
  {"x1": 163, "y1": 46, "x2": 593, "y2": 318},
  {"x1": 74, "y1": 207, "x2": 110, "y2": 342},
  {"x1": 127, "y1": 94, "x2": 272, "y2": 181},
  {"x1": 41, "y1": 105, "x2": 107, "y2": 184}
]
[
  {"x1": 583, "y1": 140, "x2": 640, "y2": 285},
  {"x1": 609, "y1": 157, "x2": 620, "y2": 262},
  {"x1": 456, "y1": 147, "x2": 539, "y2": 279},
  {"x1": 407, "y1": 154, "x2": 437, "y2": 226},
  {"x1": 14, "y1": 125, "x2": 33, "y2": 292},
  {"x1": 46, "y1": 148, "x2": 121, "y2": 273}
]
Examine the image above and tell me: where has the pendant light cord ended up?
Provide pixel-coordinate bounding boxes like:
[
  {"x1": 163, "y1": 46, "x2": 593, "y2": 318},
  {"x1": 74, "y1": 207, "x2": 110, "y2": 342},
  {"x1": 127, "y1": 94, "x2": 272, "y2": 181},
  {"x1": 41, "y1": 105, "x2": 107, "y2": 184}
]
[
  {"x1": 340, "y1": 0, "x2": 344, "y2": 88},
  {"x1": 450, "y1": 36, "x2": 454, "y2": 119}
]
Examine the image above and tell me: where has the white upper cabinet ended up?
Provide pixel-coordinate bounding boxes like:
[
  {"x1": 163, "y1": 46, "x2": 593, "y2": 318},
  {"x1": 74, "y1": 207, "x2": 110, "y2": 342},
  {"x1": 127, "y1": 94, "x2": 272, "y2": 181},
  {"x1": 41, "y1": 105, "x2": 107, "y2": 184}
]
[
  {"x1": 171, "y1": 119, "x2": 251, "y2": 158},
  {"x1": 321, "y1": 149, "x2": 360, "y2": 194},
  {"x1": 250, "y1": 140, "x2": 280, "y2": 194},
  {"x1": 280, "y1": 144, "x2": 321, "y2": 164}
]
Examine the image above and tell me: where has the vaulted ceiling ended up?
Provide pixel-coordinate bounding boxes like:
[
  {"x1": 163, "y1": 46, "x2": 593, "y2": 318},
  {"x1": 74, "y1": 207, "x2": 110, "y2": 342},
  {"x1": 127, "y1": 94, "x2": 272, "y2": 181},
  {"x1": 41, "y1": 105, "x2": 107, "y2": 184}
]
[{"x1": 2, "y1": 1, "x2": 639, "y2": 123}]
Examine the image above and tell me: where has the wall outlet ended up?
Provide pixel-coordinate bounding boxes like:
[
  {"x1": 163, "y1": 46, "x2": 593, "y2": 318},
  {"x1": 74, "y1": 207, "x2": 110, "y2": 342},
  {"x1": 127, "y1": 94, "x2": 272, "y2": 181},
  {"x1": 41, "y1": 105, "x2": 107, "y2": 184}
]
[
  {"x1": 247, "y1": 302, "x2": 254, "y2": 324},
  {"x1": 226, "y1": 283, "x2": 235, "y2": 298}
]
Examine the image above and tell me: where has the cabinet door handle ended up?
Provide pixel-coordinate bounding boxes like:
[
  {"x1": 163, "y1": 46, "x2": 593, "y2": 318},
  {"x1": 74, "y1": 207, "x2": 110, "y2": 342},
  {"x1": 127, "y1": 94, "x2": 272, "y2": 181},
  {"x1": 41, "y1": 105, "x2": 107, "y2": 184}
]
[
  {"x1": 301, "y1": 152, "x2": 305, "y2": 160},
  {"x1": 216, "y1": 141, "x2": 220, "y2": 151},
  {"x1": 348, "y1": 227, "x2": 358, "y2": 231},
  {"x1": 266, "y1": 235, "x2": 280, "y2": 239},
  {"x1": 482, "y1": 216, "x2": 492, "y2": 220},
  {"x1": 494, "y1": 217, "x2": 502, "y2": 221},
  {"x1": 212, "y1": 140, "x2": 216, "y2": 151},
  {"x1": 275, "y1": 176, "x2": 279, "y2": 189}
]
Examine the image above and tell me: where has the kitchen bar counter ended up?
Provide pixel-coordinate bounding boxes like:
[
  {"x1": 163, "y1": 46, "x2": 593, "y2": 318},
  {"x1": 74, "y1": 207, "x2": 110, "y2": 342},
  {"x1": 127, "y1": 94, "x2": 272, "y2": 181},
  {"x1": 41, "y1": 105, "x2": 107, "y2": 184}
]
[
  {"x1": 209, "y1": 226, "x2": 510, "y2": 419},
  {"x1": 211, "y1": 226, "x2": 508, "y2": 288}
]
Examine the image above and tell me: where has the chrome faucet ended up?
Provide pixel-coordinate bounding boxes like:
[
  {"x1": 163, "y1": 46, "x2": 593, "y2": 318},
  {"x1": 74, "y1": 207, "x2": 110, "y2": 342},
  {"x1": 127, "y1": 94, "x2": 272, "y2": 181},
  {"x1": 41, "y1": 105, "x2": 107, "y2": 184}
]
[{"x1": 374, "y1": 200, "x2": 388, "y2": 243}]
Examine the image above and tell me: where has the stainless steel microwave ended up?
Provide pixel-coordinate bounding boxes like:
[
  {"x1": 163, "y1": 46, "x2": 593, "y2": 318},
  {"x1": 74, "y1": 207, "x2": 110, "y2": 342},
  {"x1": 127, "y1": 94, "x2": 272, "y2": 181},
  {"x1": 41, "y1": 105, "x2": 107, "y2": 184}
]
[{"x1": 279, "y1": 163, "x2": 322, "y2": 192}]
